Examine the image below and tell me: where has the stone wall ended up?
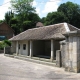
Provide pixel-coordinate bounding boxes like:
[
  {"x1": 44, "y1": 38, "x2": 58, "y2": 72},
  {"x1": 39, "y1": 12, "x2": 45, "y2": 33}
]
[
  {"x1": 56, "y1": 40, "x2": 66, "y2": 68},
  {"x1": 4, "y1": 47, "x2": 11, "y2": 54},
  {"x1": 0, "y1": 50, "x2": 4, "y2": 53},
  {"x1": 56, "y1": 30, "x2": 80, "y2": 73},
  {"x1": 64, "y1": 30, "x2": 80, "y2": 73}
]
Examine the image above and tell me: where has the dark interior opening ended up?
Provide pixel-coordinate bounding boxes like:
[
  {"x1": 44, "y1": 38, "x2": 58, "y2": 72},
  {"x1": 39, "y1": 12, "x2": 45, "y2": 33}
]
[
  {"x1": 33, "y1": 40, "x2": 51, "y2": 59},
  {"x1": 32, "y1": 40, "x2": 60, "y2": 59}
]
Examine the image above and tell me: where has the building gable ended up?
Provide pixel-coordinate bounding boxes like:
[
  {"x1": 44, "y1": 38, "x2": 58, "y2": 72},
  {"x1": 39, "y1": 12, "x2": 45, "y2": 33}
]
[{"x1": 0, "y1": 22, "x2": 14, "y2": 39}]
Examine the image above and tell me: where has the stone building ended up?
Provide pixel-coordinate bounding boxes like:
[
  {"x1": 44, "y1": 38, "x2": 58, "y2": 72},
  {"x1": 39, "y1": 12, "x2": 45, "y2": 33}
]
[
  {"x1": 0, "y1": 22, "x2": 14, "y2": 40},
  {"x1": 63, "y1": 30, "x2": 80, "y2": 72},
  {"x1": 7, "y1": 22, "x2": 80, "y2": 73}
]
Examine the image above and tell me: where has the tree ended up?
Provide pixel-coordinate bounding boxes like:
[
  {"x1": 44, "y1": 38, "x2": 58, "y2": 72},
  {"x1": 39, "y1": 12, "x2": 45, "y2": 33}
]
[
  {"x1": 57, "y1": 1, "x2": 80, "y2": 28},
  {"x1": 10, "y1": 0, "x2": 35, "y2": 13},
  {"x1": 5, "y1": 10, "x2": 14, "y2": 26},
  {"x1": 10, "y1": 0, "x2": 35, "y2": 32},
  {"x1": 0, "y1": 20, "x2": 3, "y2": 23},
  {"x1": 44, "y1": 12, "x2": 68, "y2": 25},
  {"x1": 4, "y1": 11, "x2": 19, "y2": 35},
  {"x1": 41, "y1": 17, "x2": 46, "y2": 26},
  {"x1": 0, "y1": 40, "x2": 11, "y2": 50},
  {"x1": 10, "y1": 0, "x2": 40, "y2": 33}
]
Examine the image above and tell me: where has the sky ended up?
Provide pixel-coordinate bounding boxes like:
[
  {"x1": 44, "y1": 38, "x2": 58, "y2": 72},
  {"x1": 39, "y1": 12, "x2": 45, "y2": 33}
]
[{"x1": 0, "y1": 0, "x2": 80, "y2": 20}]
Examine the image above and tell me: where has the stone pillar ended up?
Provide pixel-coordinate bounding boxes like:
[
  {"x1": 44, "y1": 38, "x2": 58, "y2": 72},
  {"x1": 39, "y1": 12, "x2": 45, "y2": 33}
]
[
  {"x1": 51, "y1": 40, "x2": 54, "y2": 61},
  {"x1": 30, "y1": 40, "x2": 33, "y2": 57},
  {"x1": 4, "y1": 47, "x2": 5, "y2": 54},
  {"x1": 64, "y1": 30, "x2": 80, "y2": 73},
  {"x1": 56, "y1": 50, "x2": 62, "y2": 67},
  {"x1": 16, "y1": 41, "x2": 19, "y2": 55},
  {"x1": 60, "y1": 41, "x2": 66, "y2": 68}
]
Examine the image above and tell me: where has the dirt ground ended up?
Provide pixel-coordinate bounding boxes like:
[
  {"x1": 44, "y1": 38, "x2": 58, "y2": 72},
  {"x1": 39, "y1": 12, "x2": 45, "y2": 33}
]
[{"x1": 0, "y1": 54, "x2": 80, "y2": 80}]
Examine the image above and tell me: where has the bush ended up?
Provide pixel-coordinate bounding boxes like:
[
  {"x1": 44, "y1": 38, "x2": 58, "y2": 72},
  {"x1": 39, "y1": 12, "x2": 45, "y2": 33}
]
[
  {"x1": 3, "y1": 40, "x2": 11, "y2": 46},
  {"x1": 0, "y1": 40, "x2": 11, "y2": 50},
  {"x1": 0, "y1": 42, "x2": 4, "y2": 50}
]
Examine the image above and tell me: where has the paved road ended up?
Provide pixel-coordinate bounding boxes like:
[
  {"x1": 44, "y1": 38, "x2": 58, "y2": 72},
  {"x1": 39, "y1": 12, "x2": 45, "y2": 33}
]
[{"x1": 0, "y1": 54, "x2": 80, "y2": 80}]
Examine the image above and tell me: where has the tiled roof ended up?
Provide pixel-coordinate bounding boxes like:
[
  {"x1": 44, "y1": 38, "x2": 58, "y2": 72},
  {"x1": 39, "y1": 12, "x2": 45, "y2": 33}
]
[{"x1": 9, "y1": 22, "x2": 78, "y2": 41}]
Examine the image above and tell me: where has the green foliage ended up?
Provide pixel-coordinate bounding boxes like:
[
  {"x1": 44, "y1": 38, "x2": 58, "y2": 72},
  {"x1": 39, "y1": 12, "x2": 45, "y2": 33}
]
[
  {"x1": 10, "y1": 0, "x2": 36, "y2": 30},
  {"x1": 42, "y1": 1, "x2": 80, "y2": 28},
  {"x1": 3, "y1": 0, "x2": 40, "y2": 35},
  {"x1": 3, "y1": 40, "x2": 11, "y2": 46},
  {"x1": 57, "y1": 1, "x2": 80, "y2": 28},
  {"x1": 41, "y1": 17, "x2": 46, "y2": 26},
  {"x1": 5, "y1": 0, "x2": 40, "y2": 34},
  {"x1": 0, "y1": 20, "x2": 3, "y2": 23},
  {"x1": 44, "y1": 12, "x2": 69, "y2": 25},
  {"x1": 0, "y1": 42, "x2": 4, "y2": 50},
  {"x1": 0, "y1": 40, "x2": 11, "y2": 50},
  {"x1": 5, "y1": 10, "x2": 14, "y2": 26},
  {"x1": 2, "y1": 1, "x2": 80, "y2": 35},
  {"x1": 10, "y1": 0, "x2": 35, "y2": 13}
]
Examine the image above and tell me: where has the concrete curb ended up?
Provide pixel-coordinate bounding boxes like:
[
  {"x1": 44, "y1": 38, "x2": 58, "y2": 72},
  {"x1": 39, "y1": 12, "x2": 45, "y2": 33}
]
[
  {"x1": 4, "y1": 54, "x2": 56, "y2": 67},
  {"x1": 14, "y1": 56, "x2": 56, "y2": 67}
]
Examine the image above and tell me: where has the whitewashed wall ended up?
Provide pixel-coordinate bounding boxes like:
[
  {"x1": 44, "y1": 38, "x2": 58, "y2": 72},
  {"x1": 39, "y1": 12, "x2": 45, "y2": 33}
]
[
  {"x1": 11, "y1": 41, "x2": 16, "y2": 53},
  {"x1": 16, "y1": 40, "x2": 28, "y2": 56}
]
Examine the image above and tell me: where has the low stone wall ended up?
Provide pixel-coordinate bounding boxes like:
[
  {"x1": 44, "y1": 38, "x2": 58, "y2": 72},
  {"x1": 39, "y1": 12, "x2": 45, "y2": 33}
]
[
  {"x1": 0, "y1": 50, "x2": 4, "y2": 53},
  {"x1": 56, "y1": 40, "x2": 66, "y2": 68},
  {"x1": 4, "y1": 47, "x2": 12, "y2": 54}
]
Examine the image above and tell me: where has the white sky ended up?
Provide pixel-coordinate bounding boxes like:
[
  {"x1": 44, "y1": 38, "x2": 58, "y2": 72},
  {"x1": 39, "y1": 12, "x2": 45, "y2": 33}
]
[
  {"x1": 0, "y1": 0, "x2": 79, "y2": 20},
  {"x1": 0, "y1": 0, "x2": 11, "y2": 20},
  {"x1": 0, "y1": 0, "x2": 62, "y2": 20},
  {"x1": 33, "y1": 0, "x2": 61, "y2": 18}
]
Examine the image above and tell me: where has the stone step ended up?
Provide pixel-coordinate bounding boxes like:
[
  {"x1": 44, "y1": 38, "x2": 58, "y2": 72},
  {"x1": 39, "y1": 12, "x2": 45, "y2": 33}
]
[
  {"x1": 14, "y1": 56, "x2": 56, "y2": 67},
  {"x1": 4, "y1": 54, "x2": 14, "y2": 58}
]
